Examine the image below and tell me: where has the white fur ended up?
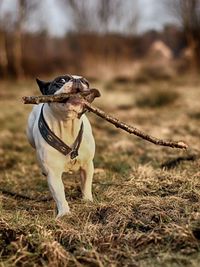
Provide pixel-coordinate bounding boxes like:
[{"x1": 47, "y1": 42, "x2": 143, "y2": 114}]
[{"x1": 26, "y1": 77, "x2": 95, "y2": 218}]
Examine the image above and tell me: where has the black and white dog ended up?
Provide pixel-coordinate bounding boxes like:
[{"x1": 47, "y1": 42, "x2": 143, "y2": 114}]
[{"x1": 27, "y1": 75, "x2": 98, "y2": 218}]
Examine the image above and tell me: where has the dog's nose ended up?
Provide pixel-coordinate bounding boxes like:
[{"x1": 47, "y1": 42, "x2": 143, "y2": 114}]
[{"x1": 71, "y1": 79, "x2": 84, "y2": 92}]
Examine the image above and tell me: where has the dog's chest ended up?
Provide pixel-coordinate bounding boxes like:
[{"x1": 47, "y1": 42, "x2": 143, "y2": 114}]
[{"x1": 64, "y1": 157, "x2": 81, "y2": 172}]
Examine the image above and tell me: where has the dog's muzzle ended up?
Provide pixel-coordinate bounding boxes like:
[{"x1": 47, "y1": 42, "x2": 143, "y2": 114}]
[
  {"x1": 72, "y1": 79, "x2": 83, "y2": 92},
  {"x1": 68, "y1": 77, "x2": 89, "y2": 93}
]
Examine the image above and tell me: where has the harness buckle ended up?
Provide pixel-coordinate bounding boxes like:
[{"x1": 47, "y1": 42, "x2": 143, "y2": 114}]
[{"x1": 70, "y1": 150, "x2": 78, "y2": 159}]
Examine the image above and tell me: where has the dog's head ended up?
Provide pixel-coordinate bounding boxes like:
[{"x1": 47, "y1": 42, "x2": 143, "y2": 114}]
[{"x1": 36, "y1": 74, "x2": 99, "y2": 119}]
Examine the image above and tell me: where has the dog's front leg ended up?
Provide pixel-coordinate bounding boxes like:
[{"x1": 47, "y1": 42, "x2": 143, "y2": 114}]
[
  {"x1": 80, "y1": 161, "x2": 94, "y2": 201},
  {"x1": 47, "y1": 169, "x2": 70, "y2": 219}
]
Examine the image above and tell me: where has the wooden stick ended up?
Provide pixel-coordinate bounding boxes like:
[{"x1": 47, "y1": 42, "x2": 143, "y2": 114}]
[
  {"x1": 22, "y1": 92, "x2": 92, "y2": 104},
  {"x1": 22, "y1": 94, "x2": 188, "y2": 149},
  {"x1": 82, "y1": 100, "x2": 188, "y2": 149}
]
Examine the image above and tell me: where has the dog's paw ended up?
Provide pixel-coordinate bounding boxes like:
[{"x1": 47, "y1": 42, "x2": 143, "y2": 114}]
[
  {"x1": 55, "y1": 205, "x2": 71, "y2": 220},
  {"x1": 82, "y1": 195, "x2": 93, "y2": 202}
]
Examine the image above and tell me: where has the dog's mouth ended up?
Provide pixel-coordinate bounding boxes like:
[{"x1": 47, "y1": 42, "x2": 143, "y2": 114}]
[
  {"x1": 58, "y1": 95, "x2": 83, "y2": 107},
  {"x1": 56, "y1": 88, "x2": 101, "y2": 105}
]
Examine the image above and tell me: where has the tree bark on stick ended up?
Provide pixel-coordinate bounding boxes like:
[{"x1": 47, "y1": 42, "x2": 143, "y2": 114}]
[
  {"x1": 22, "y1": 93, "x2": 188, "y2": 150},
  {"x1": 23, "y1": 93, "x2": 83, "y2": 104},
  {"x1": 22, "y1": 89, "x2": 100, "y2": 104}
]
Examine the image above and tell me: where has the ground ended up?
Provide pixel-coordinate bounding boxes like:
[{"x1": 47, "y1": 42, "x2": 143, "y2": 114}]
[{"x1": 0, "y1": 76, "x2": 200, "y2": 267}]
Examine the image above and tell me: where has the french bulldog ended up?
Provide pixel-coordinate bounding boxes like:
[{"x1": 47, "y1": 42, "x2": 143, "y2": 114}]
[{"x1": 26, "y1": 74, "x2": 99, "y2": 218}]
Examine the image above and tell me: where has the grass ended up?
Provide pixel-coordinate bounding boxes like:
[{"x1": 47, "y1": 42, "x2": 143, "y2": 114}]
[
  {"x1": 0, "y1": 76, "x2": 200, "y2": 266},
  {"x1": 135, "y1": 90, "x2": 179, "y2": 108}
]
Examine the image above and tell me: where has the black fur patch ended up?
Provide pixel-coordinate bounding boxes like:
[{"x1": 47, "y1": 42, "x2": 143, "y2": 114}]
[
  {"x1": 36, "y1": 75, "x2": 90, "y2": 95},
  {"x1": 36, "y1": 75, "x2": 72, "y2": 95}
]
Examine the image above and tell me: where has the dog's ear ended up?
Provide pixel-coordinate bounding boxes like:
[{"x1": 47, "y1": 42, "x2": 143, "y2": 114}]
[{"x1": 36, "y1": 78, "x2": 51, "y2": 95}]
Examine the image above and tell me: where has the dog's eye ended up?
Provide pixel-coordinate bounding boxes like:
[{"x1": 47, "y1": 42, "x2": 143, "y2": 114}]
[
  {"x1": 64, "y1": 75, "x2": 71, "y2": 82},
  {"x1": 60, "y1": 78, "x2": 66, "y2": 83}
]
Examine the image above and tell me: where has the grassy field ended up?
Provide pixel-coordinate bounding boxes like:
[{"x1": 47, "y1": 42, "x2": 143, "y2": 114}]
[{"x1": 0, "y1": 76, "x2": 200, "y2": 266}]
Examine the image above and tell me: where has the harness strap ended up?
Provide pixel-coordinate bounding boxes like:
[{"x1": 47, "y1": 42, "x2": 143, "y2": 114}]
[{"x1": 38, "y1": 105, "x2": 83, "y2": 159}]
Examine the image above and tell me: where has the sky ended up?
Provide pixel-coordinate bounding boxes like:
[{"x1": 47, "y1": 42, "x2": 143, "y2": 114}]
[
  {"x1": 0, "y1": 0, "x2": 179, "y2": 36},
  {"x1": 139, "y1": 0, "x2": 178, "y2": 32}
]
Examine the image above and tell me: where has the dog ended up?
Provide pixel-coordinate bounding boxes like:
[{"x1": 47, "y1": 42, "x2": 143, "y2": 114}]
[{"x1": 26, "y1": 74, "x2": 99, "y2": 218}]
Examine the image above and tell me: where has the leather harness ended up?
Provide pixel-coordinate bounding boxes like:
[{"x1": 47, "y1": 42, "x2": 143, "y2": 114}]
[{"x1": 38, "y1": 105, "x2": 84, "y2": 159}]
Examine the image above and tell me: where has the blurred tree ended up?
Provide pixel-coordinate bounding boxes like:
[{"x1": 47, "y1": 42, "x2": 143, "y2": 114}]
[
  {"x1": 64, "y1": 0, "x2": 94, "y2": 32},
  {"x1": 0, "y1": 0, "x2": 40, "y2": 79},
  {"x1": 0, "y1": 30, "x2": 7, "y2": 77},
  {"x1": 0, "y1": 0, "x2": 8, "y2": 77},
  {"x1": 96, "y1": 0, "x2": 139, "y2": 34},
  {"x1": 13, "y1": 0, "x2": 26, "y2": 79},
  {"x1": 167, "y1": 0, "x2": 200, "y2": 70},
  {"x1": 96, "y1": 0, "x2": 121, "y2": 33},
  {"x1": 61, "y1": 0, "x2": 139, "y2": 69},
  {"x1": 13, "y1": 0, "x2": 41, "y2": 79},
  {"x1": 62, "y1": 0, "x2": 139, "y2": 34}
]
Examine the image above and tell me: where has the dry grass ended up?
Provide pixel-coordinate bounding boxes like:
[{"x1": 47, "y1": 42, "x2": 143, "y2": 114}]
[{"x1": 0, "y1": 76, "x2": 200, "y2": 266}]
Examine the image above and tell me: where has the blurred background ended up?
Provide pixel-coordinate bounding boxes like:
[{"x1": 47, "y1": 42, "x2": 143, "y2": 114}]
[
  {"x1": 0, "y1": 0, "x2": 199, "y2": 81},
  {"x1": 1, "y1": 3, "x2": 200, "y2": 265}
]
